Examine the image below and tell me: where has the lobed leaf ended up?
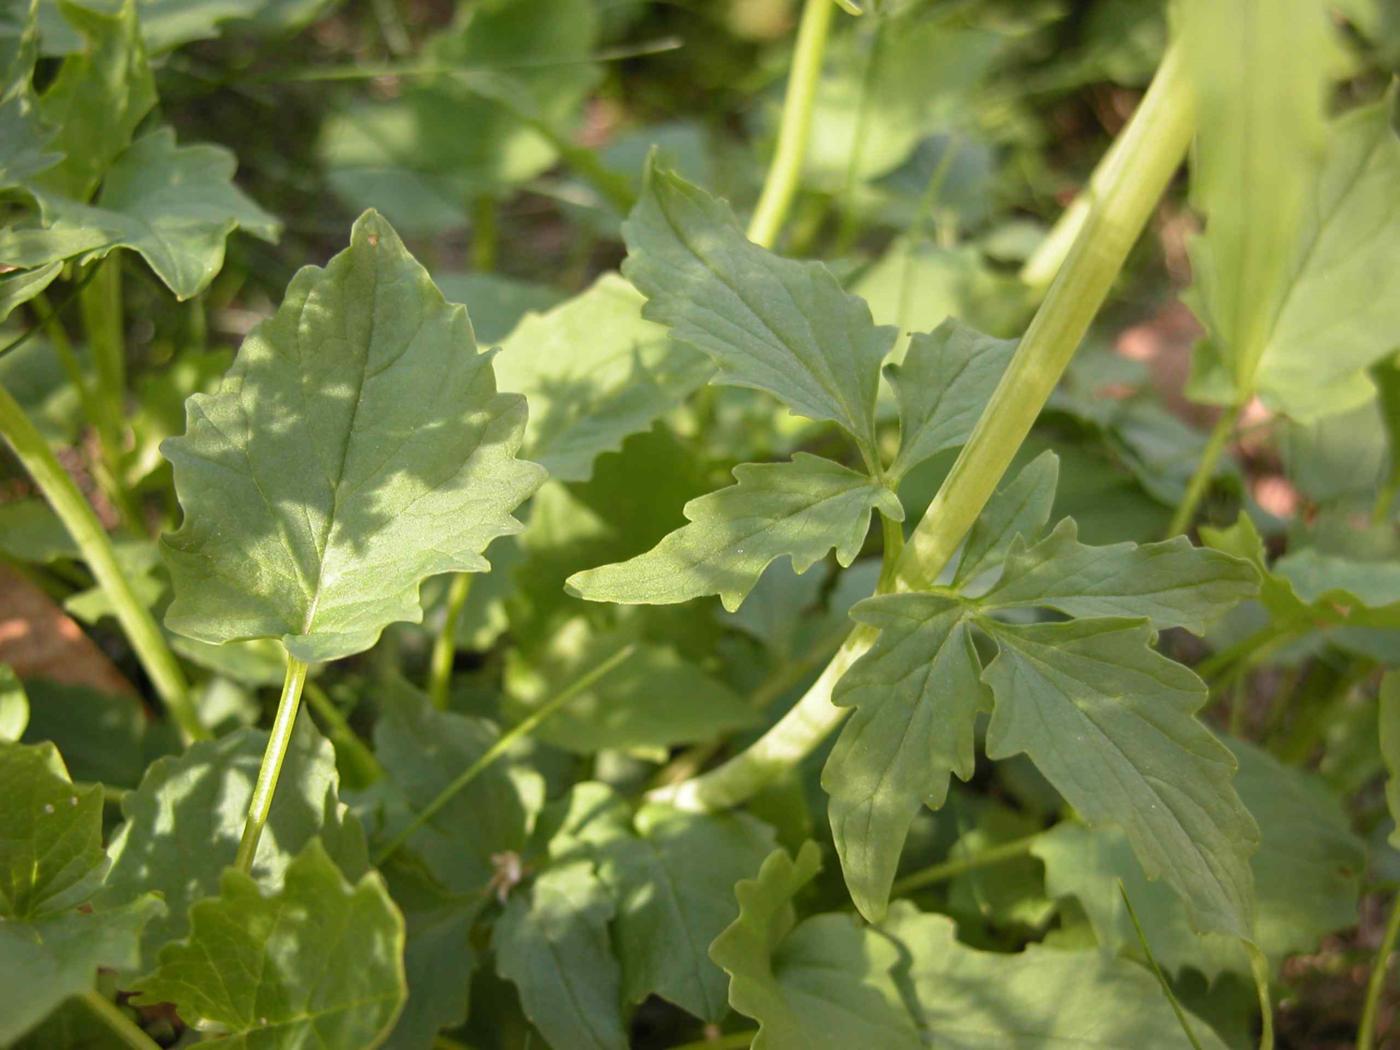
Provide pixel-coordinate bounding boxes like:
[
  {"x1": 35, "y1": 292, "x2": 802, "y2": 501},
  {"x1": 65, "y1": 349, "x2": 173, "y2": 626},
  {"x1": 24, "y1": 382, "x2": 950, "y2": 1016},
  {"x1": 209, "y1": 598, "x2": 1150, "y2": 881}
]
[
  {"x1": 887, "y1": 319, "x2": 1014, "y2": 479},
  {"x1": 980, "y1": 518, "x2": 1259, "y2": 634},
  {"x1": 160, "y1": 211, "x2": 545, "y2": 664},
  {"x1": 710, "y1": 842, "x2": 922, "y2": 1050},
  {"x1": 1035, "y1": 735, "x2": 1364, "y2": 981},
  {"x1": 132, "y1": 841, "x2": 406, "y2": 1050},
  {"x1": 567, "y1": 453, "x2": 902, "y2": 612},
  {"x1": 882, "y1": 902, "x2": 1230, "y2": 1049},
  {"x1": 493, "y1": 861, "x2": 628, "y2": 1050},
  {"x1": 622, "y1": 162, "x2": 894, "y2": 454},
  {"x1": 493, "y1": 272, "x2": 712, "y2": 482},
  {"x1": 823, "y1": 593, "x2": 983, "y2": 921},
  {"x1": 0, "y1": 128, "x2": 281, "y2": 300},
  {"x1": 951, "y1": 450, "x2": 1058, "y2": 588},
  {"x1": 980, "y1": 617, "x2": 1259, "y2": 940}
]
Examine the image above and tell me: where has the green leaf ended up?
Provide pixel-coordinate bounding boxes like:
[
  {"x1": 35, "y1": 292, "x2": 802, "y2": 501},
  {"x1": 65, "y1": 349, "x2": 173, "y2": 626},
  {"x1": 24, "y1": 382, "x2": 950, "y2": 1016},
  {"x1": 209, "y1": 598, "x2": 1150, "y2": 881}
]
[
  {"x1": 0, "y1": 1, "x2": 58, "y2": 192},
  {"x1": 0, "y1": 261, "x2": 61, "y2": 322},
  {"x1": 0, "y1": 897, "x2": 162, "y2": 1045},
  {"x1": 34, "y1": 0, "x2": 155, "y2": 202},
  {"x1": 435, "y1": 271, "x2": 564, "y2": 344},
  {"x1": 504, "y1": 622, "x2": 757, "y2": 754},
  {"x1": 33, "y1": 0, "x2": 271, "y2": 55},
  {"x1": 372, "y1": 680, "x2": 543, "y2": 894},
  {"x1": 952, "y1": 450, "x2": 1058, "y2": 588},
  {"x1": 622, "y1": 162, "x2": 894, "y2": 453},
  {"x1": 980, "y1": 518, "x2": 1258, "y2": 634},
  {"x1": 822, "y1": 593, "x2": 983, "y2": 921},
  {"x1": 1247, "y1": 101, "x2": 1400, "y2": 419},
  {"x1": 20, "y1": 678, "x2": 148, "y2": 788},
  {"x1": 493, "y1": 860, "x2": 628, "y2": 1050},
  {"x1": 887, "y1": 319, "x2": 1014, "y2": 479},
  {"x1": 0, "y1": 666, "x2": 28, "y2": 742},
  {"x1": 0, "y1": 740, "x2": 162, "y2": 1045},
  {"x1": 584, "y1": 798, "x2": 777, "y2": 1021},
  {"x1": 1182, "y1": 0, "x2": 1330, "y2": 410},
  {"x1": 160, "y1": 210, "x2": 545, "y2": 664},
  {"x1": 132, "y1": 841, "x2": 407, "y2": 1049},
  {"x1": 99, "y1": 717, "x2": 355, "y2": 965},
  {"x1": 494, "y1": 273, "x2": 711, "y2": 482},
  {"x1": 378, "y1": 854, "x2": 485, "y2": 1050},
  {"x1": 0, "y1": 740, "x2": 103, "y2": 917},
  {"x1": 1035, "y1": 736, "x2": 1364, "y2": 980},
  {"x1": 318, "y1": 0, "x2": 599, "y2": 233},
  {"x1": 1380, "y1": 671, "x2": 1400, "y2": 849},
  {"x1": 568, "y1": 453, "x2": 902, "y2": 612},
  {"x1": 980, "y1": 617, "x2": 1258, "y2": 940},
  {"x1": 710, "y1": 842, "x2": 922, "y2": 1050},
  {"x1": 0, "y1": 128, "x2": 281, "y2": 300},
  {"x1": 881, "y1": 901, "x2": 1230, "y2": 1049}
]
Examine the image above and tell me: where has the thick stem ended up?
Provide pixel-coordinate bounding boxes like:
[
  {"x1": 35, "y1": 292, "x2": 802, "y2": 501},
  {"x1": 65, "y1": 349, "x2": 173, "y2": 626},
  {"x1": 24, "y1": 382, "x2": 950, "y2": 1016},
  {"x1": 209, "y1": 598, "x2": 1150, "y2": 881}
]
[
  {"x1": 374, "y1": 643, "x2": 636, "y2": 866},
  {"x1": 1166, "y1": 401, "x2": 1245, "y2": 538},
  {"x1": 746, "y1": 0, "x2": 836, "y2": 249},
  {"x1": 1248, "y1": 943, "x2": 1275, "y2": 1050},
  {"x1": 897, "y1": 42, "x2": 1193, "y2": 587},
  {"x1": 235, "y1": 655, "x2": 310, "y2": 873},
  {"x1": 80, "y1": 991, "x2": 161, "y2": 1050},
  {"x1": 1359, "y1": 891, "x2": 1400, "y2": 1050},
  {"x1": 654, "y1": 41, "x2": 1196, "y2": 814},
  {"x1": 427, "y1": 573, "x2": 472, "y2": 709},
  {"x1": 0, "y1": 383, "x2": 205, "y2": 741}
]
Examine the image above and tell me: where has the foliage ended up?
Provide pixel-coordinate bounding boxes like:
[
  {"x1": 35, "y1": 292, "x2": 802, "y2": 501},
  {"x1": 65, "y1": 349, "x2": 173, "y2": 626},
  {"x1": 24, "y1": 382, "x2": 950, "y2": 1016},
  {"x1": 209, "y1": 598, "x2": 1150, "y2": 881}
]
[{"x1": 0, "y1": 0, "x2": 1395, "y2": 1047}]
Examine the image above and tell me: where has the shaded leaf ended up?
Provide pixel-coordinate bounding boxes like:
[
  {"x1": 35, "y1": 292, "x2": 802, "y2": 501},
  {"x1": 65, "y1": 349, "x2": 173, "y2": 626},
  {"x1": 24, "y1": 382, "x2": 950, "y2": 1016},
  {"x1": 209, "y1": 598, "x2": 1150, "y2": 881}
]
[
  {"x1": 0, "y1": 128, "x2": 280, "y2": 300},
  {"x1": 494, "y1": 273, "x2": 711, "y2": 482},
  {"x1": 34, "y1": 0, "x2": 155, "y2": 202},
  {"x1": 980, "y1": 617, "x2": 1258, "y2": 940},
  {"x1": 710, "y1": 842, "x2": 921, "y2": 1050},
  {"x1": 568, "y1": 453, "x2": 902, "y2": 612},
  {"x1": 623, "y1": 162, "x2": 894, "y2": 452},
  {"x1": 823, "y1": 593, "x2": 982, "y2": 921},
  {"x1": 981, "y1": 518, "x2": 1257, "y2": 634},
  {"x1": 1035, "y1": 736, "x2": 1365, "y2": 979},
  {"x1": 952, "y1": 450, "x2": 1058, "y2": 588},
  {"x1": 887, "y1": 319, "x2": 1014, "y2": 479},
  {"x1": 493, "y1": 861, "x2": 628, "y2": 1050},
  {"x1": 132, "y1": 841, "x2": 406, "y2": 1049},
  {"x1": 20, "y1": 678, "x2": 148, "y2": 788},
  {"x1": 882, "y1": 901, "x2": 1229, "y2": 1049},
  {"x1": 99, "y1": 716, "x2": 354, "y2": 965},
  {"x1": 161, "y1": 211, "x2": 544, "y2": 664}
]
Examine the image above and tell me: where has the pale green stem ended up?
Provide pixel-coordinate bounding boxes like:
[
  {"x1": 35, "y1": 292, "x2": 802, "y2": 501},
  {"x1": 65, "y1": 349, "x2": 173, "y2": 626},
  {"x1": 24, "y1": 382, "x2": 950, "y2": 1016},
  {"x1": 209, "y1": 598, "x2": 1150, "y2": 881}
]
[
  {"x1": 1247, "y1": 943, "x2": 1275, "y2": 1050},
  {"x1": 235, "y1": 655, "x2": 311, "y2": 873},
  {"x1": 890, "y1": 833, "x2": 1038, "y2": 896},
  {"x1": 1373, "y1": 477, "x2": 1399, "y2": 526},
  {"x1": 80, "y1": 991, "x2": 161, "y2": 1050},
  {"x1": 78, "y1": 258, "x2": 139, "y2": 529},
  {"x1": 427, "y1": 573, "x2": 473, "y2": 709},
  {"x1": 1359, "y1": 892, "x2": 1400, "y2": 1050},
  {"x1": 374, "y1": 643, "x2": 637, "y2": 866},
  {"x1": 746, "y1": 0, "x2": 837, "y2": 249},
  {"x1": 0, "y1": 382, "x2": 205, "y2": 741},
  {"x1": 654, "y1": 41, "x2": 1196, "y2": 814},
  {"x1": 1166, "y1": 401, "x2": 1245, "y2": 538},
  {"x1": 304, "y1": 680, "x2": 382, "y2": 787}
]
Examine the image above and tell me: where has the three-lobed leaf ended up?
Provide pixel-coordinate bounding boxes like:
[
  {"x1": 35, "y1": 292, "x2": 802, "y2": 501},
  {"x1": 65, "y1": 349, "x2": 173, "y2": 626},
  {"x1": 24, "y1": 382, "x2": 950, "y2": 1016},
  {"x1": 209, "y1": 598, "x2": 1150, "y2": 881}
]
[
  {"x1": 622, "y1": 162, "x2": 894, "y2": 455},
  {"x1": 161, "y1": 210, "x2": 545, "y2": 664}
]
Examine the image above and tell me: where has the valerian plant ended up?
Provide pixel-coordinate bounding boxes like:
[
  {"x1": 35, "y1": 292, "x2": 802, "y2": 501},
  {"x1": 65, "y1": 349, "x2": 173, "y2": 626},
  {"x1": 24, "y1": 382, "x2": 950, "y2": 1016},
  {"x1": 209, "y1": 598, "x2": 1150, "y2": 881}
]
[{"x1": 0, "y1": 0, "x2": 1396, "y2": 1048}]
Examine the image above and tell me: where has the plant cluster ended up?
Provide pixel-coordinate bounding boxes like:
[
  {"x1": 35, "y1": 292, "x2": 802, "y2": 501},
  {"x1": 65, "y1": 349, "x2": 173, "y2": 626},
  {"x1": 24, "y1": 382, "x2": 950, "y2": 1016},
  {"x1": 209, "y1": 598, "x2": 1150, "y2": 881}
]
[{"x1": 0, "y1": 0, "x2": 1398, "y2": 1048}]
